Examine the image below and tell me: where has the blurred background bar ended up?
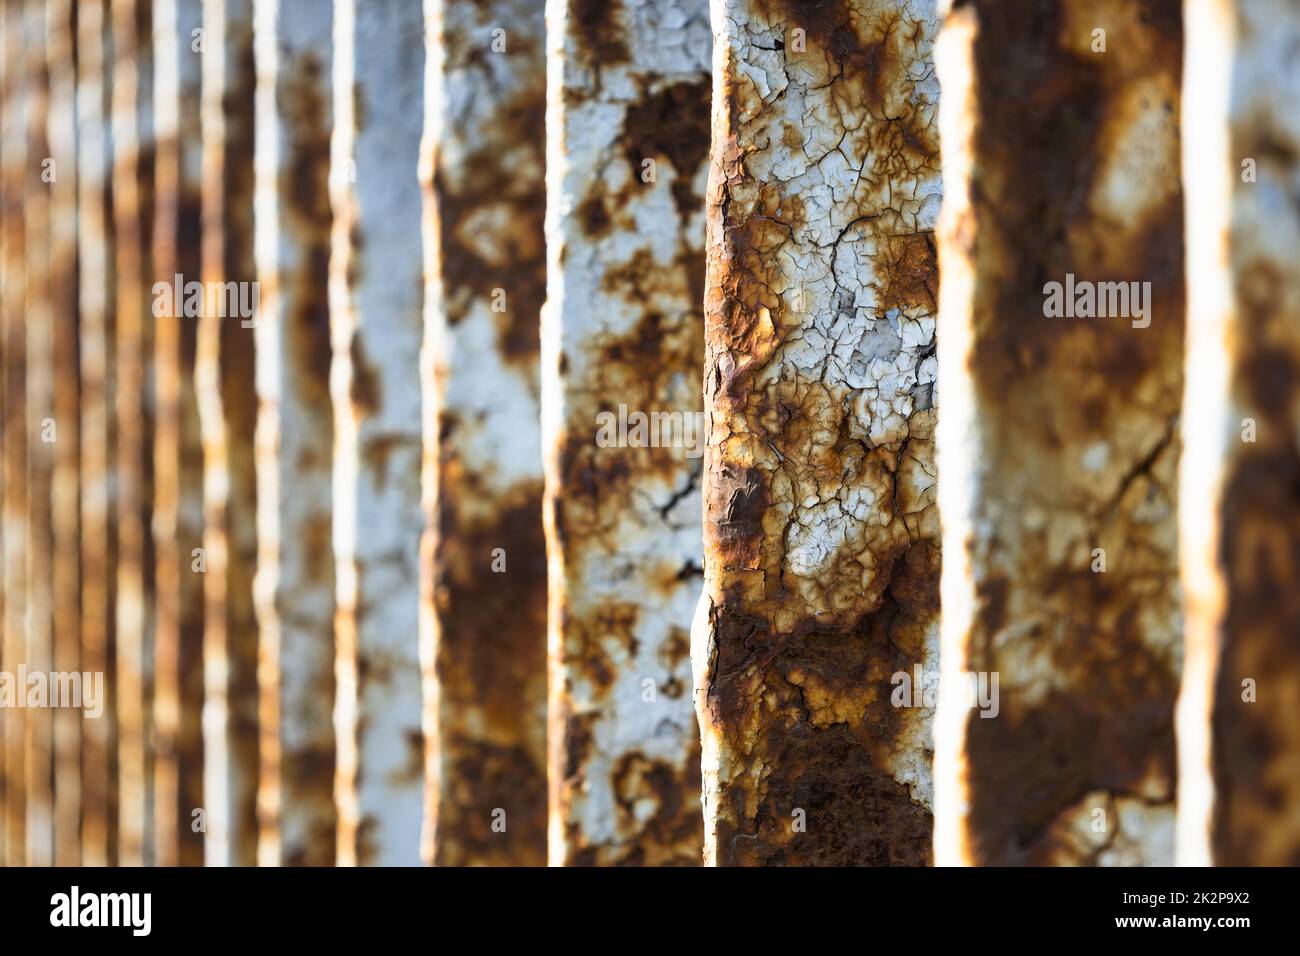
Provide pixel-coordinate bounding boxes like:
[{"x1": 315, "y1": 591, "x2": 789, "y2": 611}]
[
  {"x1": 1178, "y1": 0, "x2": 1300, "y2": 868},
  {"x1": 151, "y1": 0, "x2": 205, "y2": 869},
  {"x1": 198, "y1": 0, "x2": 258, "y2": 868},
  {"x1": 420, "y1": 0, "x2": 548, "y2": 867},
  {"x1": 3, "y1": 0, "x2": 31, "y2": 869},
  {"x1": 75, "y1": 0, "x2": 116, "y2": 869},
  {"x1": 933, "y1": 0, "x2": 1184, "y2": 865},
  {"x1": 47, "y1": 0, "x2": 82, "y2": 869},
  {"x1": 110, "y1": 0, "x2": 153, "y2": 869},
  {"x1": 328, "y1": 0, "x2": 425, "y2": 867},
  {"x1": 251, "y1": 0, "x2": 336, "y2": 869}
]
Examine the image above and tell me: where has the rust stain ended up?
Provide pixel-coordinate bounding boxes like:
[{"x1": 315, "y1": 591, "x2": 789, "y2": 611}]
[
  {"x1": 946, "y1": 0, "x2": 1184, "y2": 865},
  {"x1": 547, "y1": 0, "x2": 709, "y2": 866},
  {"x1": 571, "y1": 0, "x2": 630, "y2": 65},
  {"x1": 424, "y1": 2, "x2": 548, "y2": 867},
  {"x1": 699, "y1": 0, "x2": 941, "y2": 865}
]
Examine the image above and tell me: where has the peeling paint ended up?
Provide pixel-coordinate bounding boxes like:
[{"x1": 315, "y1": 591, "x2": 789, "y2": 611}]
[
  {"x1": 545, "y1": 0, "x2": 710, "y2": 866},
  {"x1": 695, "y1": 0, "x2": 941, "y2": 866}
]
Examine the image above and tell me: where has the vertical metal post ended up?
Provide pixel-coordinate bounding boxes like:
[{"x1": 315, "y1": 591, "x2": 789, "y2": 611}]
[
  {"x1": 933, "y1": 0, "x2": 1184, "y2": 865},
  {"x1": 544, "y1": 0, "x2": 711, "y2": 866},
  {"x1": 1177, "y1": 0, "x2": 1300, "y2": 867},
  {"x1": 252, "y1": 0, "x2": 337, "y2": 868},
  {"x1": 696, "y1": 0, "x2": 941, "y2": 865},
  {"x1": 330, "y1": 0, "x2": 426, "y2": 866}
]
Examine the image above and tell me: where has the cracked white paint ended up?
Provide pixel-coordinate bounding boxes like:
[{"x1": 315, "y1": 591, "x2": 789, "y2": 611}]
[
  {"x1": 330, "y1": 0, "x2": 425, "y2": 867},
  {"x1": 544, "y1": 0, "x2": 710, "y2": 865},
  {"x1": 695, "y1": 0, "x2": 941, "y2": 866}
]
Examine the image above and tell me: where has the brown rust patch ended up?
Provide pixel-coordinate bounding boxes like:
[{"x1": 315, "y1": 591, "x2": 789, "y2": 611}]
[
  {"x1": 578, "y1": 190, "x2": 611, "y2": 238},
  {"x1": 571, "y1": 0, "x2": 630, "y2": 65},
  {"x1": 875, "y1": 232, "x2": 937, "y2": 315},
  {"x1": 433, "y1": 79, "x2": 546, "y2": 366},
  {"x1": 348, "y1": 335, "x2": 381, "y2": 416},
  {"x1": 440, "y1": 735, "x2": 548, "y2": 866},
  {"x1": 433, "y1": 477, "x2": 548, "y2": 866},
  {"x1": 621, "y1": 78, "x2": 712, "y2": 219},
  {"x1": 283, "y1": 51, "x2": 335, "y2": 408},
  {"x1": 700, "y1": 0, "x2": 942, "y2": 865},
  {"x1": 610, "y1": 752, "x2": 703, "y2": 865}
]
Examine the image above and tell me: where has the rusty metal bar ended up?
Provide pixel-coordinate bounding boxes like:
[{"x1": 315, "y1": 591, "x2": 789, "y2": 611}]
[
  {"x1": 199, "y1": 0, "x2": 260, "y2": 868},
  {"x1": 543, "y1": 0, "x2": 709, "y2": 866},
  {"x1": 0, "y1": 5, "x2": 4, "y2": 855},
  {"x1": 1, "y1": 0, "x2": 29, "y2": 868},
  {"x1": 47, "y1": 0, "x2": 82, "y2": 868},
  {"x1": 110, "y1": 0, "x2": 156, "y2": 868},
  {"x1": 330, "y1": 0, "x2": 426, "y2": 867},
  {"x1": 252, "y1": 0, "x2": 337, "y2": 867},
  {"x1": 152, "y1": 0, "x2": 206, "y2": 868},
  {"x1": 932, "y1": 0, "x2": 1183, "y2": 866},
  {"x1": 1177, "y1": 0, "x2": 1300, "y2": 867},
  {"x1": 695, "y1": 0, "x2": 941, "y2": 866},
  {"x1": 76, "y1": 0, "x2": 115, "y2": 868},
  {"x1": 23, "y1": 0, "x2": 55, "y2": 868},
  {"x1": 417, "y1": 0, "x2": 548, "y2": 868}
]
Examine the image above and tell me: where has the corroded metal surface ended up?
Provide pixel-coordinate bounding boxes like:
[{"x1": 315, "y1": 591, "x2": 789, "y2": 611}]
[
  {"x1": 330, "y1": 0, "x2": 426, "y2": 866},
  {"x1": 47, "y1": 0, "x2": 82, "y2": 867},
  {"x1": 1, "y1": 0, "x2": 29, "y2": 868},
  {"x1": 695, "y1": 0, "x2": 941, "y2": 866},
  {"x1": 152, "y1": 0, "x2": 206, "y2": 869},
  {"x1": 76, "y1": 0, "x2": 116, "y2": 868},
  {"x1": 933, "y1": 0, "x2": 1183, "y2": 866},
  {"x1": 419, "y1": 0, "x2": 548, "y2": 868},
  {"x1": 1177, "y1": 0, "x2": 1300, "y2": 867},
  {"x1": 252, "y1": 0, "x2": 337, "y2": 868},
  {"x1": 544, "y1": 0, "x2": 709, "y2": 867},
  {"x1": 23, "y1": 0, "x2": 54, "y2": 868},
  {"x1": 111, "y1": 0, "x2": 156, "y2": 868},
  {"x1": 199, "y1": 0, "x2": 260, "y2": 868}
]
